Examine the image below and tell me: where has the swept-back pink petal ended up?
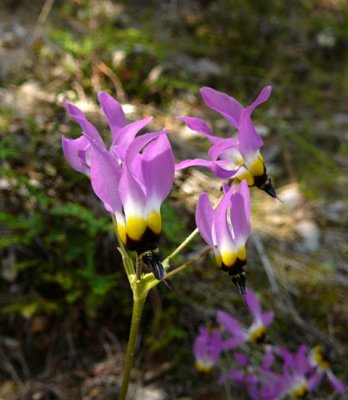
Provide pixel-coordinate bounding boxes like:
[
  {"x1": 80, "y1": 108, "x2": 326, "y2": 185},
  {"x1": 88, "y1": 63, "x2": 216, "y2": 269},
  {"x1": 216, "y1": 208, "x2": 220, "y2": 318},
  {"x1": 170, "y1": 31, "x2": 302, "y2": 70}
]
[
  {"x1": 125, "y1": 130, "x2": 167, "y2": 167},
  {"x1": 213, "y1": 186, "x2": 234, "y2": 248},
  {"x1": 237, "y1": 86, "x2": 271, "y2": 159},
  {"x1": 238, "y1": 112, "x2": 263, "y2": 159},
  {"x1": 217, "y1": 310, "x2": 245, "y2": 340},
  {"x1": 211, "y1": 161, "x2": 239, "y2": 179},
  {"x1": 64, "y1": 99, "x2": 105, "y2": 149},
  {"x1": 245, "y1": 290, "x2": 262, "y2": 321},
  {"x1": 327, "y1": 371, "x2": 345, "y2": 394},
  {"x1": 195, "y1": 192, "x2": 214, "y2": 247},
  {"x1": 261, "y1": 311, "x2": 274, "y2": 328},
  {"x1": 142, "y1": 135, "x2": 175, "y2": 203},
  {"x1": 200, "y1": 87, "x2": 244, "y2": 128},
  {"x1": 230, "y1": 181, "x2": 250, "y2": 244},
  {"x1": 177, "y1": 116, "x2": 221, "y2": 144},
  {"x1": 208, "y1": 138, "x2": 239, "y2": 160},
  {"x1": 119, "y1": 162, "x2": 146, "y2": 216},
  {"x1": 115, "y1": 117, "x2": 153, "y2": 149},
  {"x1": 247, "y1": 86, "x2": 272, "y2": 115},
  {"x1": 175, "y1": 158, "x2": 213, "y2": 170},
  {"x1": 97, "y1": 91, "x2": 126, "y2": 140},
  {"x1": 294, "y1": 345, "x2": 310, "y2": 375},
  {"x1": 89, "y1": 144, "x2": 122, "y2": 213},
  {"x1": 62, "y1": 135, "x2": 91, "y2": 174}
]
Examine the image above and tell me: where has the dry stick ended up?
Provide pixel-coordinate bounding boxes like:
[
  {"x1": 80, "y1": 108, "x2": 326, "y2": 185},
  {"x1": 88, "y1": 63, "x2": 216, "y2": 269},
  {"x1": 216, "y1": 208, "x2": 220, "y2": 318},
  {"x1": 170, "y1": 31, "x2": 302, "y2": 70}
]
[
  {"x1": 0, "y1": 345, "x2": 23, "y2": 388},
  {"x1": 165, "y1": 247, "x2": 212, "y2": 279},
  {"x1": 32, "y1": 0, "x2": 55, "y2": 42},
  {"x1": 95, "y1": 62, "x2": 127, "y2": 103},
  {"x1": 251, "y1": 232, "x2": 279, "y2": 293}
]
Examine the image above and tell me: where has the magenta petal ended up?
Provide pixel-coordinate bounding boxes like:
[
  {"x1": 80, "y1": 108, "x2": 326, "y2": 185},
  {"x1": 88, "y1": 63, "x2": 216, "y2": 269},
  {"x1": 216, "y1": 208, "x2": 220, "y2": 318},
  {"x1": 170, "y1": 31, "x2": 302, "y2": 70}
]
[
  {"x1": 234, "y1": 352, "x2": 250, "y2": 367},
  {"x1": 261, "y1": 311, "x2": 274, "y2": 328},
  {"x1": 142, "y1": 135, "x2": 175, "y2": 203},
  {"x1": 237, "y1": 87, "x2": 271, "y2": 159},
  {"x1": 175, "y1": 158, "x2": 213, "y2": 171},
  {"x1": 195, "y1": 192, "x2": 214, "y2": 247},
  {"x1": 200, "y1": 87, "x2": 244, "y2": 128},
  {"x1": 262, "y1": 347, "x2": 275, "y2": 371},
  {"x1": 327, "y1": 371, "x2": 345, "y2": 394},
  {"x1": 177, "y1": 116, "x2": 220, "y2": 144},
  {"x1": 125, "y1": 130, "x2": 167, "y2": 167},
  {"x1": 247, "y1": 86, "x2": 272, "y2": 115},
  {"x1": 230, "y1": 181, "x2": 250, "y2": 244},
  {"x1": 89, "y1": 145, "x2": 122, "y2": 213},
  {"x1": 294, "y1": 345, "x2": 310, "y2": 375},
  {"x1": 212, "y1": 161, "x2": 239, "y2": 179},
  {"x1": 98, "y1": 91, "x2": 126, "y2": 140},
  {"x1": 245, "y1": 290, "x2": 262, "y2": 320},
  {"x1": 238, "y1": 112, "x2": 263, "y2": 158},
  {"x1": 208, "y1": 138, "x2": 239, "y2": 161},
  {"x1": 62, "y1": 135, "x2": 91, "y2": 174},
  {"x1": 213, "y1": 187, "x2": 233, "y2": 249},
  {"x1": 119, "y1": 162, "x2": 146, "y2": 213},
  {"x1": 217, "y1": 311, "x2": 244, "y2": 338},
  {"x1": 64, "y1": 100, "x2": 105, "y2": 149},
  {"x1": 115, "y1": 116, "x2": 153, "y2": 148}
]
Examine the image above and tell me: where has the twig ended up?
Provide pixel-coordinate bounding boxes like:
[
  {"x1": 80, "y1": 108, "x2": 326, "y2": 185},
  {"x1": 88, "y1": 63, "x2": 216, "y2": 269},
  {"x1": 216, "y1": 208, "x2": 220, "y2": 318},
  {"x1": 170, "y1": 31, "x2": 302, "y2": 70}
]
[
  {"x1": 251, "y1": 232, "x2": 279, "y2": 293},
  {"x1": 32, "y1": 0, "x2": 55, "y2": 42},
  {"x1": 95, "y1": 62, "x2": 127, "y2": 103},
  {"x1": 0, "y1": 344, "x2": 23, "y2": 388},
  {"x1": 166, "y1": 247, "x2": 211, "y2": 279}
]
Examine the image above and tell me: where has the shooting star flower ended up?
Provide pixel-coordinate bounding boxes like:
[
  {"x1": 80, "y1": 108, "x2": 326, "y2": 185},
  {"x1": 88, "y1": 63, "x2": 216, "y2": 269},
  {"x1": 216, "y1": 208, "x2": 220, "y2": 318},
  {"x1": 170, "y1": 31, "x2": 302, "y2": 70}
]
[
  {"x1": 177, "y1": 86, "x2": 277, "y2": 198},
  {"x1": 195, "y1": 180, "x2": 250, "y2": 293},
  {"x1": 193, "y1": 327, "x2": 223, "y2": 373},
  {"x1": 217, "y1": 290, "x2": 274, "y2": 349}
]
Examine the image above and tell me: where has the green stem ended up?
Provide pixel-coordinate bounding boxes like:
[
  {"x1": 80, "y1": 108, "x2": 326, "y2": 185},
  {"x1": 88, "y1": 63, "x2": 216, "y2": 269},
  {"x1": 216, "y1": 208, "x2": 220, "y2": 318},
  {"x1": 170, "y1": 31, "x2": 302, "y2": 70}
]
[
  {"x1": 119, "y1": 293, "x2": 147, "y2": 400},
  {"x1": 162, "y1": 227, "x2": 199, "y2": 269},
  {"x1": 165, "y1": 247, "x2": 211, "y2": 279}
]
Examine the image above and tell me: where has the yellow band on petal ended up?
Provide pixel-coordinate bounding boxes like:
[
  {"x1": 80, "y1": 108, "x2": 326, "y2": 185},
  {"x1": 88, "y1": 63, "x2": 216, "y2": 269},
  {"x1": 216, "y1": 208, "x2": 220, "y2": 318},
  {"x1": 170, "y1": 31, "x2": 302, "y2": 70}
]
[
  {"x1": 126, "y1": 215, "x2": 147, "y2": 241},
  {"x1": 248, "y1": 155, "x2": 265, "y2": 176},
  {"x1": 117, "y1": 224, "x2": 127, "y2": 245},
  {"x1": 214, "y1": 252, "x2": 223, "y2": 268},
  {"x1": 237, "y1": 246, "x2": 246, "y2": 261},
  {"x1": 147, "y1": 211, "x2": 162, "y2": 235},
  {"x1": 195, "y1": 361, "x2": 213, "y2": 373},
  {"x1": 236, "y1": 168, "x2": 255, "y2": 186},
  {"x1": 248, "y1": 325, "x2": 266, "y2": 344},
  {"x1": 221, "y1": 251, "x2": 237, "y2": 267}
]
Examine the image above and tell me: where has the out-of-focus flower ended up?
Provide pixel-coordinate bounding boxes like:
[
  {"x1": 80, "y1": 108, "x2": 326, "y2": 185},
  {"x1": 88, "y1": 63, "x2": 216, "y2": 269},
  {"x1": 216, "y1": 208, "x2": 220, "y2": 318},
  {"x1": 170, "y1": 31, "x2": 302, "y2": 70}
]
[
  {"x1": 62, "y1": 93, "x2": 175, "y2": 279},
  {"x1": 261, "y1": 345, "x2": 318, "y2": 399},
  {"x1": 195, "y1": 180, "x2": 250, "y2": 293},
  {"x1": 217, "y1": 290, "x2": 274, "y2": 349},
  {"x1": 309, "y1": 345, "x2": 345, "y2": 394},
  {"x1": 193, "y1": 327, "x2": 223, "y2": 373},
  {"x1": 177, "y1": 86, "x2": 277, "y2": 198}
]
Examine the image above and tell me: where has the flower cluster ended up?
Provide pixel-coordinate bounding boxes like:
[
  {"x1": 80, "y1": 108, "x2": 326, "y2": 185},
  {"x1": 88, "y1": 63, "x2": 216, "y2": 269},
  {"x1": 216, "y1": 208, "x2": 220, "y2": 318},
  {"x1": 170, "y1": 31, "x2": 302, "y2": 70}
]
[
  {"x1": 193, "y1": 290, "x2": 345, "y2": 399},
  {"x1": 62, "y1": 87, "x2": 270, "y2": 290},
  {"x1": 63, "y1": 92, "x2": 175, "y2": 279}
]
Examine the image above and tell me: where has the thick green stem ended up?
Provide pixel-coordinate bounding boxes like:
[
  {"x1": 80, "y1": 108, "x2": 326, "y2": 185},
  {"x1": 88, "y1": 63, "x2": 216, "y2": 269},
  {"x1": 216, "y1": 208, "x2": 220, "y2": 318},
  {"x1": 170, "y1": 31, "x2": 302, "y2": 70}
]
[{"x1": 119, "y1": 293, "x2": 147, "y2": 400}]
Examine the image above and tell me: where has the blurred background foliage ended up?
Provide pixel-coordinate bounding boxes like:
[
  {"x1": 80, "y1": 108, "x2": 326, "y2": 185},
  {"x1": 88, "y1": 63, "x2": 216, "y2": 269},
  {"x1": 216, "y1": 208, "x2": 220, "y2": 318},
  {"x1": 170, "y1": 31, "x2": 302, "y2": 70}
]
[{"x1": 0, "y1": 0, "x2": 347, "y2": 398}]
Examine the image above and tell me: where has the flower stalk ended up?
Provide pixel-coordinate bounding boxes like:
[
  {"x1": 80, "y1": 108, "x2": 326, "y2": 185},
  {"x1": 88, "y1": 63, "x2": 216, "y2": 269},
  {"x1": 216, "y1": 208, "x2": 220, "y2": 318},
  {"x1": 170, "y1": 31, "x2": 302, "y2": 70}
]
[{"x1": 119, "y1": 287, "x2": 147, "y2": 400}]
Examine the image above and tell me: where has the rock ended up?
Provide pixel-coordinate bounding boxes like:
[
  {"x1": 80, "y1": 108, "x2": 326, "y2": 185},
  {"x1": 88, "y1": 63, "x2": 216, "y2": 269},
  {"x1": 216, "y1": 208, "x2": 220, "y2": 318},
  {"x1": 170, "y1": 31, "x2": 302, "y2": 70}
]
[
  {"x1": 278, "y1": 183, "x2": 303, "y2": 209},
  {"x1": 294, "y1": 220, "x2": 320, "y2": 252}
]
